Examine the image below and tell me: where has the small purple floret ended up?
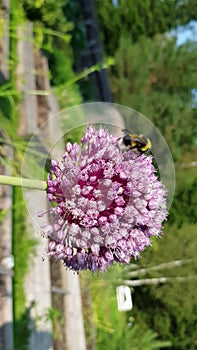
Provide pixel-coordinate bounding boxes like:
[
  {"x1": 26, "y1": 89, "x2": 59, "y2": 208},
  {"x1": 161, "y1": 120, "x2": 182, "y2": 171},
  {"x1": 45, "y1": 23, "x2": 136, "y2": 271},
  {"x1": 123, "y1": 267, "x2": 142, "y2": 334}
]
[{"x1": 40, "y1": 126, "x2": 168, "y2": 272}]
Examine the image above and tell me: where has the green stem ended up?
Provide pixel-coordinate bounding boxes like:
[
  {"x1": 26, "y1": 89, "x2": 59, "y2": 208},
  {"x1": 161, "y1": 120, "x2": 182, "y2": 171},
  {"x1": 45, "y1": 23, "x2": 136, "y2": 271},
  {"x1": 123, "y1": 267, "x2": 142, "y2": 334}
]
[{"x1": 0, "y1": 175, "x2": 46, "y2": 190}]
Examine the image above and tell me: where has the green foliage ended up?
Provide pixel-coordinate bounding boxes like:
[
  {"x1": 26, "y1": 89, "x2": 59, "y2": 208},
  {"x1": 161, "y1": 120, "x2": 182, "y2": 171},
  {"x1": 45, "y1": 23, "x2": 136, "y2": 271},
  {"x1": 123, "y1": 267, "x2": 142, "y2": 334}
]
[
  {"x1": 101, "y1": 12, "x2": 197, "y2": 348},
  {"x1": 169, "y1": 172, "x2": 197, "y2": 227},
  {"x1": 133, "y1": 279, "x2": 197, "y2": 349},
  {"x1": 47, "y1": 47, "x2": 82, "y2": 108},
  {"x1": 0, "y1": 208, "x2": 6, "y2": 223},
  {"x1": 81, "y1": 266, "x2": 171, "y2": 350},
  {"x1": 121, "y1": 325, "x2": 172, "y2": 349},
  {"x1": 84, "y1": 221, "x2": 197, "y2": 350},
  {"x1": 49, "y1": 48, "x2": 75, "y2": 86},
  {"x1": 0, "y1": 2, "x2": 6, "y2": 38},
  {"x1": 0, "y1": 82, "x2": 19, "y2": 122},
  {"x1": 12, "y1": 187, "x2": 38, "y2": 349},
  {"x1": 109, "y1": 35, "x2": 197, "y2": 159},
  {"x1": 0, "y1": 112, "x2": 44, "y2": 176},
  {"x1": 81, "y1": 265, "x2": 170, "y2": 350},
  {"x1": 63, "y1": 0, "x2": 87, "y2": 61},
  {"x1": 21, "y1": 0, "x2": 69, "y2": 32},
  {"x1": 19, "y1": 0, "x2": 83, "y2": 108},
  {"x1": 140, "y1": 224, "x2": 197, "y2": 269},
  {"x1": 131, "y1": 223, "x2": 197, "y2": 349},
  {"x1": 32, "y1": 306, "x2": 64, "y2": 340},
  {"x1": 95, "y1": 0, "x2": 197, "y2": 55}
]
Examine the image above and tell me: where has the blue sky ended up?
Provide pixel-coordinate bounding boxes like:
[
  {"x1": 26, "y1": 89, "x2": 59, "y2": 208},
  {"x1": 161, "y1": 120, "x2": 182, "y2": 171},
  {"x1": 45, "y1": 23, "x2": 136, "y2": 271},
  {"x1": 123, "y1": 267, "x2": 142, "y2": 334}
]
[
  {"x1": 111, "y1": 0, "x2": 197, "y2": 46},
  {"x1": 111, "y1": 2, "x2": 197, "y2": 105},
  {"x1": 173, "y1": 20, "x2": 197, "y2": 107},
  {"x1": 173, "y1": 20, "x2": 197, "y2": 45}
]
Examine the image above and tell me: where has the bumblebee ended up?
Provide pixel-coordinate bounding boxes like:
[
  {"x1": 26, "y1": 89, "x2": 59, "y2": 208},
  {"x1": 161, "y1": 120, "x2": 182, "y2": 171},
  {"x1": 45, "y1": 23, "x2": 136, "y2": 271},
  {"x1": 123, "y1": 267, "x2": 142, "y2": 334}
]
[
  {"x1": 120, "y1": 129, "x2": 151, "y2": 154},
  {"x1": 120, "y1": 129, "x2": 160, "y2": 179}
]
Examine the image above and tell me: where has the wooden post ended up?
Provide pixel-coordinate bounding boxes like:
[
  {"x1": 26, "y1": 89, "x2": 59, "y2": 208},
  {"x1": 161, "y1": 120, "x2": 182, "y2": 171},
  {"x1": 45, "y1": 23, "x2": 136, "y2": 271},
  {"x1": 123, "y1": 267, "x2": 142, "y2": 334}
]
[
  {"x1": 0, "y1": 146, "x2": 14, "y2": 350},
  {"x1": 126, "y1": 259, "x2": 193, "y2": 278},
  {"x1": 0, "y1": 2, "x2": 13, "y2": 349},
  {"x1": 17, "y1": 22, "x2": 38, "y2": 135},
  {"x1": 17, "y1": 22, "x2": 53, "y2": 350},
  {"x1": 123, "y1": 275, "x2": 197, "y2": 287},
  {"x1": 46, "y1": 77, "x2": 87, "y2": 350},
  {"x1": 0, "y1": 0, "x2": 10, "y2": 80}
]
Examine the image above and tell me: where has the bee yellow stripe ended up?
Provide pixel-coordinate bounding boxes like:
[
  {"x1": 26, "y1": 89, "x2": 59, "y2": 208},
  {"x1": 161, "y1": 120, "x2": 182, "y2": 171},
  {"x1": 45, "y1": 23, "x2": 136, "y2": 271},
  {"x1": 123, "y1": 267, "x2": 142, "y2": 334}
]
[
  {"x1": 131, "y1": 141, "x2": 137, "y2": 147},
  {"x1": 141, "y1": 138, "x2": 151, "y2": 151}
]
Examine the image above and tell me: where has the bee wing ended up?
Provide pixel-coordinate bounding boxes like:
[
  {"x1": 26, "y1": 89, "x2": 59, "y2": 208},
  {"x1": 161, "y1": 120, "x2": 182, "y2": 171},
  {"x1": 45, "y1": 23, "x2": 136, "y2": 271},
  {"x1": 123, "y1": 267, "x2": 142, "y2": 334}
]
[
  {"x1": 121, "y1": 128, "x2": 132, "y2": 135},
  {"x1": 122, "y1": 129, "x2": 140, "y2": 141},
  {"x1": 130, "y1": 136, "x2": 146, "y2": 146}
]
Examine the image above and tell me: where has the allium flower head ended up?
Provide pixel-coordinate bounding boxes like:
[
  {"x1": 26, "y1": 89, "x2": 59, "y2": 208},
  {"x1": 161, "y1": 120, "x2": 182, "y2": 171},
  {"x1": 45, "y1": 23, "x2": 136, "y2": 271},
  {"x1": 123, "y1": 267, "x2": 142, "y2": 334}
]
[{"x1": 40, "y1": 125, "x2": 168, "y2": 272}]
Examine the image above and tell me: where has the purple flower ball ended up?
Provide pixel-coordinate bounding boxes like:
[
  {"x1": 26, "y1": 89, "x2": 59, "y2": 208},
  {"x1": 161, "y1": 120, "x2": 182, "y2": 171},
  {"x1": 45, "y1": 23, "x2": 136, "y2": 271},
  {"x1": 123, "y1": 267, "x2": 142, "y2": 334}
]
[{"x1": 40, "y1": 126, "x2": 168, "y2": 272}]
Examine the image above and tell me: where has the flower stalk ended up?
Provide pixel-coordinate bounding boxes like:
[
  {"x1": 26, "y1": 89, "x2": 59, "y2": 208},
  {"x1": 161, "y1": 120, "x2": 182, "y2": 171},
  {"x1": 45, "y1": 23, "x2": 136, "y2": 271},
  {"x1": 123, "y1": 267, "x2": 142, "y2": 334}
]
[{"x1": 0, "y1": 175, "x2": 46, "y2": 190}]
